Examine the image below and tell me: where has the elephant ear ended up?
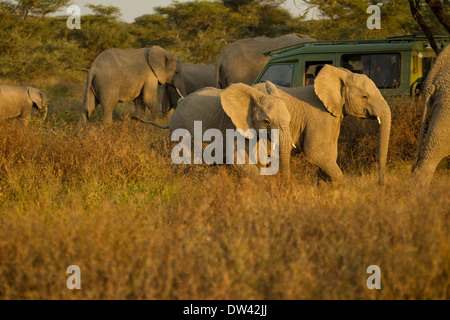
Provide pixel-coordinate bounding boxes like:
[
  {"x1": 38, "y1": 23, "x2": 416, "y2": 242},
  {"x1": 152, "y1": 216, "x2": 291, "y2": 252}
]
[
  {"x1": 265, "y1": 80, "x2": 281, "y2": 97},
  {"x1": 147, "y1": 46, "x2": 178, "y2": 84},
  {"x1": 27, "y1": 87, "x2": 46, "y2": 110},
  {"x1": 314, "y1": 64, "x2": 350, "y2": 117},
  {"x1": 221, "y1": 83, "x2": 265, "y2": 139}
]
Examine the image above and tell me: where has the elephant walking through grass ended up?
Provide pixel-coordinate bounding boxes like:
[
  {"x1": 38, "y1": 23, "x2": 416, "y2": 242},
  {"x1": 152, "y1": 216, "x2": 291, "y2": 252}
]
[
  {"x1": 83, "y1": 46, "x2": 186, "y2": 123},
  {"x1": 412, "y1": 44, "x2": 450, "y2": 185},
  {"x1": 0, "y1": 85, "x2": 48, "y2": 121}
]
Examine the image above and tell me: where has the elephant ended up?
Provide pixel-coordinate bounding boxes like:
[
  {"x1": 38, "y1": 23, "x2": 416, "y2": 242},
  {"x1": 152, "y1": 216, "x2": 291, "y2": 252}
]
[
  {"x1": 161, "y1": 64, "x2": 216, "y2": 115},
  {"x1": 0, "y1": 85, "x2": 48, "y2": 121},
  {"x1": 216, "y1": 33, "x2": 315, "y2": 88},
  {"x1": 412, "y1": 44, "x2": 450, "y2": 185},
  {"x1": 82, "y1": 46, "x2": 186, "y2": 123},
  {"x1": 136, "y1": 65, "x2": 392, "y2": 186},
  {"x1": 140, "y1": 81, "x2": 293, "y2": 185}
]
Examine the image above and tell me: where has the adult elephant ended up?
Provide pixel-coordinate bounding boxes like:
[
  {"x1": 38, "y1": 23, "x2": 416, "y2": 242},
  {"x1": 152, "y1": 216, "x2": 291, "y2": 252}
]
[
  {"x1": 0, "y1": 85, "x2": 48, "y2": 121},
  {"x1": 216, "y1": 33, "x2": 315, "y2": 88},
  {"x1": 137, "y1": 65, "x2": 392, "y2": 186},
  {"x1": 412, "y1": 44, "x2": 450, "y2": 185},
  {"x1": 82, "y1": 46, "x2": 186, "y2": 123},
  {"x1": 161, "y1": 64, "x2": 216, "y2": 115}
]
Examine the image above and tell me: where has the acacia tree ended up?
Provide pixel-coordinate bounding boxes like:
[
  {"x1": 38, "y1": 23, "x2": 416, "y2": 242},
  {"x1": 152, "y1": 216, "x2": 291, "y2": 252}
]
[
  {"x1": 4, "y1": 0, "x2": 72, "y2": 17},
  {"x1": 0, "y1": 0, "x2": 87, "y2": 80},
  {"x1": 222, "y1": 0, "x2": 297, "y2": 37},
  {"x1": 299, "y1": 0, "x2": 419, "y2": 39},
  {"x1": 147, "y1": 1, "x2": 244, "y2": 63}
]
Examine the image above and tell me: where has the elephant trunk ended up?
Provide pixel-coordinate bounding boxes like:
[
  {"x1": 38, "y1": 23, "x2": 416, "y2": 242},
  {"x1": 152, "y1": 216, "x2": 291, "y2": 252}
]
[
  {"x1": 374, "y1": 105, "x2": 391, "y2": 184},
  {"x1": 279, "y1": 127, "x2": 291, "y2": 186},
  {"x1": 41, "y1": 104, "x2": 48, "y2": 122}
]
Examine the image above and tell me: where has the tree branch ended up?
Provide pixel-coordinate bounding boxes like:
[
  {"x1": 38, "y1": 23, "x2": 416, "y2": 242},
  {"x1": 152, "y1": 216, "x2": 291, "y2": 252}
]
[
  {"x1": 425, "y1": 0, "x2": 450, "y2": 34},
  {"x1": 408, "y1": 0, "x2": 441, "y2": 55}
]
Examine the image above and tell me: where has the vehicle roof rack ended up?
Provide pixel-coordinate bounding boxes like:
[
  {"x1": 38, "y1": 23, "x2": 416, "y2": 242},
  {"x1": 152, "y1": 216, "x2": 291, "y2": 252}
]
[{"x1": 263, "y1": 34, "x2": 450, "y2": 56}]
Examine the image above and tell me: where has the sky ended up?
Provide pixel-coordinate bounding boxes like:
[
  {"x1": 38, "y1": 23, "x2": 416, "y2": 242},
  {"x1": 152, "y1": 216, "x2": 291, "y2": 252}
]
[{"x1": 63, "y1": 0, "x2": 309, "y2": 23}]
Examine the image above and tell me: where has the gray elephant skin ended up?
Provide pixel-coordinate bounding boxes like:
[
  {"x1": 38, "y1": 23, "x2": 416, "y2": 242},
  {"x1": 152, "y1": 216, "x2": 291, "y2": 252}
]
[
  {"x1": 161, "y1": 64, "x2": 216, "y2": 114},
  {"x1": 83, "y1": 46, "x2": 186, "y2": 123},
  {"x1": 0, "y1": 85, "x2": 48, "y2": 121},
  {"x1": 216, "y1": 33, "x2": 315, "y2": 88},
  {"x1": 139, "y1": 65, "x2": 391, "y2": 186},
  {"x1": 413, "y1": 44, "x2": 450, "y2": 185}
]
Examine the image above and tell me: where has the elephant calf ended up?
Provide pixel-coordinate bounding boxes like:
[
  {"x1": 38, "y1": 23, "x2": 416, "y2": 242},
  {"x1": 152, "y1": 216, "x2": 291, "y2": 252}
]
[{"x1": 0, "y1": 85, "x2": 48, "y2": 121}]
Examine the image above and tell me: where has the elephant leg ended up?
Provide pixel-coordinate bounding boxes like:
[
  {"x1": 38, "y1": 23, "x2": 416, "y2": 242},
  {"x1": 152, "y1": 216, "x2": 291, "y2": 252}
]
[
  {"x1": 100, "y1": 99, "x2": 115, "y2": 123},
  {"x1": 133, "y1": 96, "x2": 146, "y2": 120},
  {"x1": 20, "y1": 104, "x2": 33, "y2": 120},
  {"x1": 414, "y1": 105, "x2": 450, "y2": 185},
  {"x1": 414, "y1": 157, "x2": 441, "y2": 186},
  {"x1": 142, "y1": 78, "x2": 159, "y2": 117},
  {"x1": 310, "y1": 156, "x2": 343, "y2": 186}
]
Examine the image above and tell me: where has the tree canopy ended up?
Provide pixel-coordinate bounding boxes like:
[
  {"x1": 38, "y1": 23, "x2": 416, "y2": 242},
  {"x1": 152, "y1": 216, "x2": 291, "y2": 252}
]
[{"x1": 0, "y1": 0, "x2": 448, "y2": 81}]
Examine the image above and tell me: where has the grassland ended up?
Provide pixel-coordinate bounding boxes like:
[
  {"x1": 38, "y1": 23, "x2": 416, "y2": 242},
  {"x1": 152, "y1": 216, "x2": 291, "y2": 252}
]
[{"x1": 0, "y1": 81, "x2": 448, "y2": 299}]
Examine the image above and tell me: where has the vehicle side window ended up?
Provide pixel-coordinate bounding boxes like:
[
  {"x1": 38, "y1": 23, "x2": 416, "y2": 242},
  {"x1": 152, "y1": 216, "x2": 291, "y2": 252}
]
[
  {"x1": 341, "y1": 53, "x2": 401, "y2": 88},
  {"x1": 304, "y1": 61, "x2": 333, "y2": 86},
  {"x1": 258, "y1": 64, "x2": 294, "y2": 87}
]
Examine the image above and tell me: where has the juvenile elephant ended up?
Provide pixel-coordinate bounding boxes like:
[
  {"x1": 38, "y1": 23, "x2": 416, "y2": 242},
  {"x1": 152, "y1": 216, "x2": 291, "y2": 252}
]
[
  {"x1": 142, "y1": 81, "x2": 293, "y2": 185},
  {"x1": 216, "y1": 33, "x2": 315, "y2": 88},
  {"x1": 138, "y1": 65, "x2": 392, "y2": 186},
  {"x1": 83, "y1": 46, "x2": 186, "y2": 123},
  {"x1": 0, "y1": 85, "x2": 48, "y2": 121},
  {"x1": 161, "y1": 64, "x2": 216, "y2": 114},
  {"x1": 412, "y1": 44, "x2": 450, "y2": 185}
]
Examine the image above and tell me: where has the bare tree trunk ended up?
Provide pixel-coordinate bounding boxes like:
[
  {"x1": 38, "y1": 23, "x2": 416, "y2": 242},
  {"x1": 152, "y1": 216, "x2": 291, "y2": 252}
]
[{"x1": 408, "y1": 0, "x2": 441, "y2": 55}]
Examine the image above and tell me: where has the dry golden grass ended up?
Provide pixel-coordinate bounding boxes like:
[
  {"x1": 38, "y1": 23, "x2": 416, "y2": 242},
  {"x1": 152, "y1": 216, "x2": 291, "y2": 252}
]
[{"x1": 0, "y1": 82, "x2": 448, "y2": 299}]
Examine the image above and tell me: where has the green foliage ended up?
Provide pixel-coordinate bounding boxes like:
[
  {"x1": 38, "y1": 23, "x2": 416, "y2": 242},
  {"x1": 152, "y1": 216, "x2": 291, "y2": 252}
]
[
  {"x1": 152, "y1": 1, "x2": 243, "y2": 63},
  {"x1": 0, "y1": 3, "x2": 87, "y2": 81},
  {"x1": 4, "y1": 0, "x2": 71, "y2": 16},
  {"x1": 62, "y1": 14, "x2": 136, "y2": 61},
  {"x1": 299, "y1": 0, "x2": 422, "y2": 39},
  {"x1": 0, "y1": 0, "x2": 446, "y2": 81},
  {"x1": 299, "y1": 0, "x2": 449, "y2": 40},
  {"x1": 86, "y1": 3, "x2": 121, "y2": 18}
]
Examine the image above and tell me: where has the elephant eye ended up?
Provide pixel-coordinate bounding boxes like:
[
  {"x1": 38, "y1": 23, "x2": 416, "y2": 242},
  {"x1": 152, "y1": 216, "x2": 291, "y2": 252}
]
[{"x1": 362, "y1": 95, "x2": 369, "y2": 100}]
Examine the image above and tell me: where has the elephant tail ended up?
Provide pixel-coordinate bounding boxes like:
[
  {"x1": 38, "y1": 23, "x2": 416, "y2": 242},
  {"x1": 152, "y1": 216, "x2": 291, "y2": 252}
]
[
  {"x1": 216, "y1": 62, "x2": 221, "y2": 88},
  {"x1": 216, "y1": 62, "x2": 228, "y2": 89},
  {"x1": 82, "y1": 70, "x2": 96, "y2": 122},
  {"x1": 131, "y1": 116, "x2": 169, "y2": 129},
  {"x1": 412, "y1": 84, "x2": 435, "y2": 172}
]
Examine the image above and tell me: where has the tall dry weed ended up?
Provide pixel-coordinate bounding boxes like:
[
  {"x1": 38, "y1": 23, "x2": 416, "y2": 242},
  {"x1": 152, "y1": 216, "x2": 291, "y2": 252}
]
[{"x1": 0, "y1": 85, "x2": 448, "y2": 299}]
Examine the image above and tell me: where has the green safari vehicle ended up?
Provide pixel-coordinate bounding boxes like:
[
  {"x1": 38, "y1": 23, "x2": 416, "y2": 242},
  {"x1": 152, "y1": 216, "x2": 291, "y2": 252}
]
[{"x1": 253, "y1": 35, "x2": 449, "y2": 97}]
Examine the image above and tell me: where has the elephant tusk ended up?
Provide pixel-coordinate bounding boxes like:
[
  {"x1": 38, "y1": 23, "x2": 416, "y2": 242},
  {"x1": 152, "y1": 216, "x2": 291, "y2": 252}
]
[
  {"x1": 377, "y1": 116, "x2": 381, "y2": 125},
  {"x1": 175, "y1": 87, "x2": 184, "y2": 99},
  {"x1": 292, "y1": 144, "x2": 297, "y2": 148}
]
